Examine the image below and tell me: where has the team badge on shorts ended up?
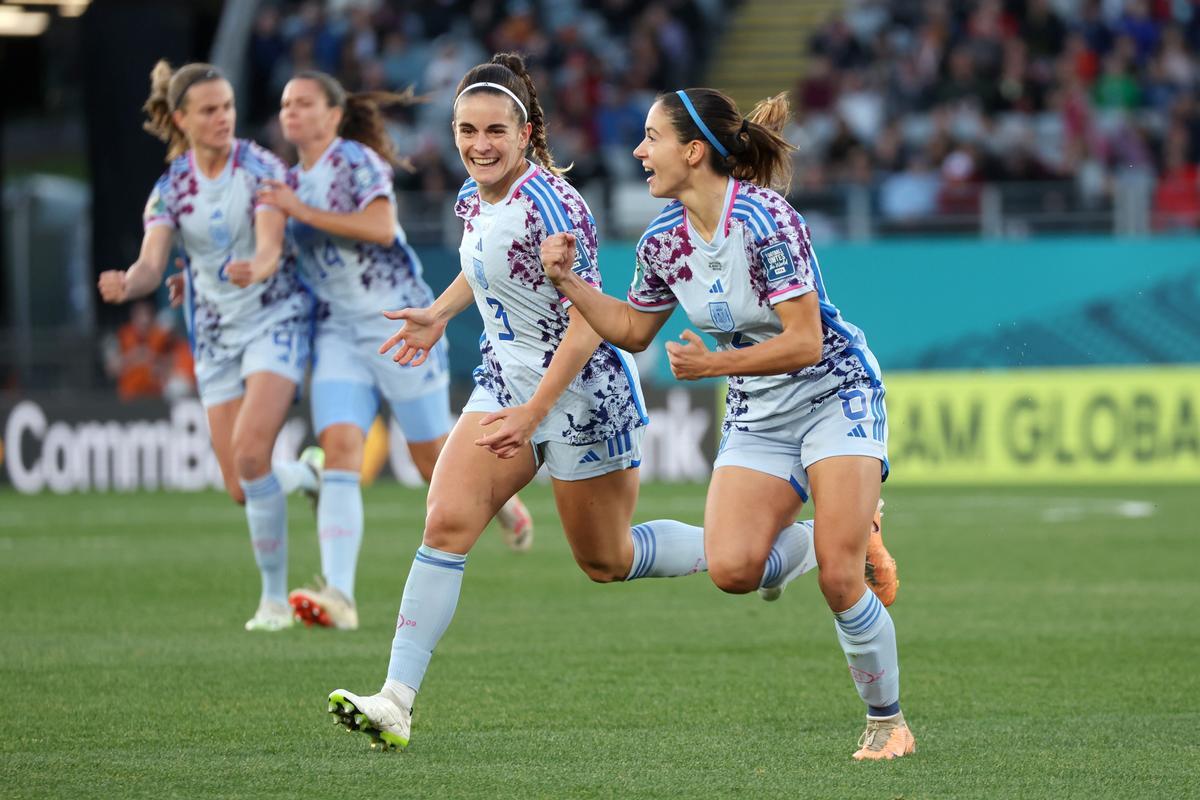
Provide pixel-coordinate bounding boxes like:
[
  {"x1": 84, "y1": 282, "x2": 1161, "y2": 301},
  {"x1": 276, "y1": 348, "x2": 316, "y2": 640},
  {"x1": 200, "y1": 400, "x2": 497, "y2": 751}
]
[
  {"x1": 760, "y1": 242, "x2": 796, "y2": 280},
  {"x1": 708, "y1": 301, "x2": 735, "y2": 332}
]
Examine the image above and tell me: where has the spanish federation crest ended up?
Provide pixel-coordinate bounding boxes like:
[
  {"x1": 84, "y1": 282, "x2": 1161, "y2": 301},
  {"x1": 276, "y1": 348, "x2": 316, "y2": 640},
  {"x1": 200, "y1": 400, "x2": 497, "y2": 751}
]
[{"x1": 708, "y1": 301, "x2": 735, "y2": 332}]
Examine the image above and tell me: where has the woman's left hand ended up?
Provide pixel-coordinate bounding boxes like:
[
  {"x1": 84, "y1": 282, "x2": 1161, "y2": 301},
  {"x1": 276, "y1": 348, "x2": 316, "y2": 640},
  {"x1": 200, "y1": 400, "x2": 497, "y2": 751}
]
[
  {"x1": 257, "y1": 179, "x2": 304, "y2": 218},
  {"x1": 475, "y1": 403, "x2": 544, "y2": 459},
  {"x1": 665, "y1": 329, "x2": 713, "y2": 381}
]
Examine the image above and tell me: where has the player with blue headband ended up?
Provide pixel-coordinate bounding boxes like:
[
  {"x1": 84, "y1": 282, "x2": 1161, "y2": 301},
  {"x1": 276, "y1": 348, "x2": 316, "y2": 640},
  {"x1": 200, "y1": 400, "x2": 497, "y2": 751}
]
[{"x1": 541, "y1": 86, "x2": 914, "y2": 761}]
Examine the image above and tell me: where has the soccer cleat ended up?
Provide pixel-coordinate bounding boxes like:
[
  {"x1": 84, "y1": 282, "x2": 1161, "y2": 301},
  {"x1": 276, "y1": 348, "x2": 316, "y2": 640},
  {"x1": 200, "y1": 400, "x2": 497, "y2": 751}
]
[
  {"x1": 852, "y1": 712, "x2": 916, "y2": 760},
  {"x1": 864, "y1": 499, "x2": 899, "y2": 607},
  {"x1": 298, "y1": 446, "x2": 324, "y2": 514},
  {"x1": 289, "y1": 577, "x2": 359, "y2": 630},
  {"x1": 328, "y1": 689, "x2": 410, "y2": 751},
  {"x1": 244, "y1": 598, "x2": 295, "y2": 632},
  {"x1": 495, "y1": 495, "x2": 534, "y2": 552}
]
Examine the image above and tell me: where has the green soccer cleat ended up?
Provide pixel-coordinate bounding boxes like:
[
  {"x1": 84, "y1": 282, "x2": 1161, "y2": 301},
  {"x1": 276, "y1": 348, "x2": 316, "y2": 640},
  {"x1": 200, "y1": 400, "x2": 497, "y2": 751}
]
[{"x1": 328, "y1": 689, "x2": 410, "y2": 751}]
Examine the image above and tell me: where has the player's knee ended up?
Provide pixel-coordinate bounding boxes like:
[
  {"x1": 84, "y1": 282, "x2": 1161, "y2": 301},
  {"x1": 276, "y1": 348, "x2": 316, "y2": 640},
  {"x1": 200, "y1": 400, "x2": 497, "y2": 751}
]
[
  {"x1": 421, "y1": 501, "x2": 474, "y2": 552},
  {"x1": 574, "y1": 556, "x2": 625, "y2": 583},
  {"x1": 818, "y1": 563, "x2": 863, "y2": 608},
  {"x1": 233, "y1": 443, "x2": 271, "y2": 480},
  {"x1": 708, "y1": 558, "x2": 762, "y2": 594}
]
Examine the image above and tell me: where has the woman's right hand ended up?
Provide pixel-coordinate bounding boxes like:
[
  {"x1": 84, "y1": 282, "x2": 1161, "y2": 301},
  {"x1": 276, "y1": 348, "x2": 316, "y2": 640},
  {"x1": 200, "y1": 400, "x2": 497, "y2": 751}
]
[
  {"x1": 539, "y1": 231, "x2": 576, "y2": 286},
  {"x1": 97, "y1": 270, "x2": 128, "y2": 304},
  {"x1": 379, "y1": 307, "x2": 446, "y2": 366}
]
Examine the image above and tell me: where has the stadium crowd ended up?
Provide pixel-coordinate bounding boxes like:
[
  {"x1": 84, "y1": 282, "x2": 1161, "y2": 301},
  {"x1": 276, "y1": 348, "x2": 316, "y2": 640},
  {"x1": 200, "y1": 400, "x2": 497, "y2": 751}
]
[
  {"x1": 793, "y1": 0, "x2": 1200, "y2": 230},
  {"x1": 243, "y1": 0, "x2": 1198, "y2": 231}
]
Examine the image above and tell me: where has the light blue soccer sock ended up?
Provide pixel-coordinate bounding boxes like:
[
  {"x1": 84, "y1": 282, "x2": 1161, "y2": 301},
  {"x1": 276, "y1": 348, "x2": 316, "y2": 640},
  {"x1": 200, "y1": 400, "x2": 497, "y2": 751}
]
[
  {"x1": 272, "y1": 459, "x2": 318, "y2": 495},
  {"x1": 386, "y1": 545, "x2": 467, "y2": 692},
  {"x1": 626, "y1": 519, "x2": 707, "y2": 580},
  {"x1": 240, "y1": 472, "x2": 288, "y2": 605},
  {"x1": 318, "y1": 469, "x2": 363, "y2": 602},
  {"x1": 759, "y1": 521, "x2": 817, "y2": 589},
  {"x1": 833, "y1": 586, "x2": 901, "y2": 716}
]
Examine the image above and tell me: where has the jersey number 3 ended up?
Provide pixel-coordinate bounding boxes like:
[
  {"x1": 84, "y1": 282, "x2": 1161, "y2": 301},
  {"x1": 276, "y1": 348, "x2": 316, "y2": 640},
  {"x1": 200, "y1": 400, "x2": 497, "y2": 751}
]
[{"x1": 486, "y1": 297, "x2": 516, "y2": 341}]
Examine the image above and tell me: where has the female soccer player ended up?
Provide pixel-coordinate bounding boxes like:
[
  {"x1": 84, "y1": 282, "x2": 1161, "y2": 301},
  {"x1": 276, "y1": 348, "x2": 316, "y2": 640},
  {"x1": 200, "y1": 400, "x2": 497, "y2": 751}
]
[
  {"x1": 255, "y1": 71, "x2": 534, "y2": 632},
  {"x1": 325, "y1": 53, "x2": 711, "y2": 750},
  {"x1": 98, "y1": 61, "x2": 315, "y2": 632},
  {"x1": 540, "y1": 88, "x2": 913, "y2": 760}
]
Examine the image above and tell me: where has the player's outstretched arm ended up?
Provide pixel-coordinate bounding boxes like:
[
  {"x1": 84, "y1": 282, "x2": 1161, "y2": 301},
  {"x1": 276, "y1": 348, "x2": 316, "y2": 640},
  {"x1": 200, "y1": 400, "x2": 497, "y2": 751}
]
[
  {"x1": 379, "y1": 273, "x2": 474, "y2": 366},
  {"x1": 540, "y1": 232, "x2": 667, "y2": 352},
  {"x1": 258, "y1": 180, "x2": 395, "y2": 246},
  {"x1": 97, "y1": 224, "x2": 173, "y2": 304}
]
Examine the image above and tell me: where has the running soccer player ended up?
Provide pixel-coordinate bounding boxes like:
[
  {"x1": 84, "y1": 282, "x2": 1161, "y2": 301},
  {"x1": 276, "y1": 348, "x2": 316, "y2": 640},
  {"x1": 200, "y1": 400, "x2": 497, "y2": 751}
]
[
  {"x1": 255, "y1": 71, "x2": 535, "y2": 631},
  {"x1": 541, "y1": 88, "x2": 912, "y2": 760},
  {"x1": 97, "y1": 61, "x2": 315, "y2": 632},
  {"x1": 324, "y1": 53, "x2": 711, "y2": 750}
]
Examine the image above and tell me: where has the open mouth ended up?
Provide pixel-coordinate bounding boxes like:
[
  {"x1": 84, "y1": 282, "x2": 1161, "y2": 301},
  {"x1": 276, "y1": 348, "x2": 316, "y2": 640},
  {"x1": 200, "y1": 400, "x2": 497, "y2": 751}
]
[
  {"x1": 643, "y1": 165, "x2": 655, "y2": 183},
  {"x1": 471, "y1": 157, "x2": 500, "y2": 167}
]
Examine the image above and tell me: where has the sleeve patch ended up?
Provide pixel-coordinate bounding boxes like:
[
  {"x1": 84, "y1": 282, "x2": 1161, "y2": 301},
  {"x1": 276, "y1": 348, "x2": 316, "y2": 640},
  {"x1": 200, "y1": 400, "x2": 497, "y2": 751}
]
[
  {"x1": 760, "y1": 242, "x2": 795, "y2": 281},
  {"x1": 353, "y1": 164, "x2": 376, "y2": 192},
  {"x1": 572, "y1": 237, "x2": 592, "y2": 274}
]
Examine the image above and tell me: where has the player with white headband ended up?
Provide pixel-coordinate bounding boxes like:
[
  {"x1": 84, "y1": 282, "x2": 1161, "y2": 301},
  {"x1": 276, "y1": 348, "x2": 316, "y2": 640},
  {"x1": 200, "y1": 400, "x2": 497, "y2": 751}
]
[{"x1": 324, "y1": 52, "x2": 711, "y2": 751}]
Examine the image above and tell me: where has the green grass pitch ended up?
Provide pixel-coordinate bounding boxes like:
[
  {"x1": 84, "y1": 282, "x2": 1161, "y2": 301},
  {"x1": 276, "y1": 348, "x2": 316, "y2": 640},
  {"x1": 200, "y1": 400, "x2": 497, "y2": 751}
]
[{"x1": 0, "y1": 483, "x2": 1195, "y2": 799}]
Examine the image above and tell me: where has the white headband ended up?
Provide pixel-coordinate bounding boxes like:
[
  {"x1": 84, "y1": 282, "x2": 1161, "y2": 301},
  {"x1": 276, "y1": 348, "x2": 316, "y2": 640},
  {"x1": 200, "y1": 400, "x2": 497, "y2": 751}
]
[{"x1": 455, "y1": 82, "x2": 528, "y2": 122}]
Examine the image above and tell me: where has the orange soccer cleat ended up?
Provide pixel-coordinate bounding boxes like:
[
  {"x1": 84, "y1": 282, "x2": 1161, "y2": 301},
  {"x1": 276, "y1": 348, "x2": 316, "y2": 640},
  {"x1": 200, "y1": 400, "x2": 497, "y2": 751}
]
[
  {"x1": 864, "y1": 499, "x2": 899, "y2": 607},
  {"x1": 852, "y1": 713, "x2": 916, "y2": 761}
]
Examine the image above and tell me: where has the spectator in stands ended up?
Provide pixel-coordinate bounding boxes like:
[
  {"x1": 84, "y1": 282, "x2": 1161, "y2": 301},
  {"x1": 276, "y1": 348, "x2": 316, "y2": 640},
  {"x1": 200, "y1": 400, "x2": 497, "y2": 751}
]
[{"x1": 102, "y1": 300, "x2": 189, "y2": 402}]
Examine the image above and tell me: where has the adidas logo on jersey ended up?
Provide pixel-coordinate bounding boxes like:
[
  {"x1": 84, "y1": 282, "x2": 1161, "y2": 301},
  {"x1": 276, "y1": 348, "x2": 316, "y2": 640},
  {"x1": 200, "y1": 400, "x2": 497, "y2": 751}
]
[
  {"x1": 578, "y1": 450, "x2": 603, "y2": 464},
  {"x1": 847, "y1": 424, "x2": 868, "y2": 438},
  {"x1": 708, "y1": 280, "x2": 725, "y2": 294}
]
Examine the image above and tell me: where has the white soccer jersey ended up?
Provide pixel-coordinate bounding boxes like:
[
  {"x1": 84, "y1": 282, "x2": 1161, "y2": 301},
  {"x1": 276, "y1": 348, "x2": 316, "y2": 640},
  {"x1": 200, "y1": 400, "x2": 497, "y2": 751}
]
[
  {"x1": 143, "y1": 139, "x2": 311, "y2": 365},
  {"x1": 628, "y1": 178, "x2": 883, "y2": 433},
  {"x1": 455, "y1": 162, "x2": 647, "y2": 446},
  {"x1": 286, "y1": 137, "x2": 437, "y2": 321}
]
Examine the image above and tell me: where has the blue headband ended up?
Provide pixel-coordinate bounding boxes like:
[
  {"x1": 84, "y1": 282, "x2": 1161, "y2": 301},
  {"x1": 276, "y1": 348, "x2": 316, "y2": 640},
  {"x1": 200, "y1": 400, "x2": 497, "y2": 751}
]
[{"x1": 675, "y1": 90, "x2": 729, "y2": 159}]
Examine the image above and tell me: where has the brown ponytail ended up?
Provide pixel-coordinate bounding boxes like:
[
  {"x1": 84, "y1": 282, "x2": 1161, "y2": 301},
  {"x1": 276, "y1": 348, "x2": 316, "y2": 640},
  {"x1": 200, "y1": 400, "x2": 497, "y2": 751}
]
[
  {"x1": 293, "y1": 70, "x2": 419, "y2": 169},
  {"x1": 142, "y1": 60, "x2": 226, "y2": 162},
  {"x1": 454, "y1": 52, "x2": 568, "y2": 176},
  {"x1": 660, "y1": 88, "x2": 796, "y2": 192}
]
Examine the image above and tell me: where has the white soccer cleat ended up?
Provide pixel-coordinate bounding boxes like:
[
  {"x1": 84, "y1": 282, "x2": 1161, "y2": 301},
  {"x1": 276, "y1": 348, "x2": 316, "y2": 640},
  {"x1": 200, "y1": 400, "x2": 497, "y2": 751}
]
[
  {"x1": 328, "y1": 689, "x2": 411, "y2": 751},
  {"x1": 495, "y1": 495, "x2": 534, "y2": 552},
  {"x1": 298, "y1": 446, "x2": 324, "y2": 514},
  {"x1": 244, "y1": 598, "x2": 295, "y2": 632},
  {"x1": 289, "y1": 578, "x2": 359, "y2": 630}
]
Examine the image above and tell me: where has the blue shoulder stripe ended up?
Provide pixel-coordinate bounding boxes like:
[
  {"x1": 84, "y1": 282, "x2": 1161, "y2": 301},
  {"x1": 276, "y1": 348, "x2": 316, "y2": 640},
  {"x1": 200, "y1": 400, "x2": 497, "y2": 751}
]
[
  {"x1": 731, "y1": 208, "x2": 770, "y2": 241},
  {"x1": 528, "y1": 175, "x2": 571, "y2": 231},
  {"x1": 733, "y1": 199, "x2": 777, "y2": 241},
  {"x1": 522, "y1": 175, "x2": 571, "y2": 234},
  {"x1": 457, "y1": 178, "x2": 478, "y2": 200},
  {"x1": 637, "y1": 210, "x2": 684, "y2": 248},
  {"x1": 735, "y1": 196, "x2": 779, "y2": 232}
]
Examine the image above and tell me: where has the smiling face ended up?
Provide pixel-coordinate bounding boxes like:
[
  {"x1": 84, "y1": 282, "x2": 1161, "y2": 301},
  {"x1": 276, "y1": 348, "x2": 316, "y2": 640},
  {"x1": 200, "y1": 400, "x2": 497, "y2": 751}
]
[
  {"x1": 173, "y1": 79, "x2": 236, "y2": 153},
  {"x1": 279, "y1": 77, "x2": 341, "y2": 147},
  {"x1": 633, "y1": 100, "x2": 698, "y2": 199},
  {"x1": 453, "y1": 90, "x2": 531, "y2": 202}
]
